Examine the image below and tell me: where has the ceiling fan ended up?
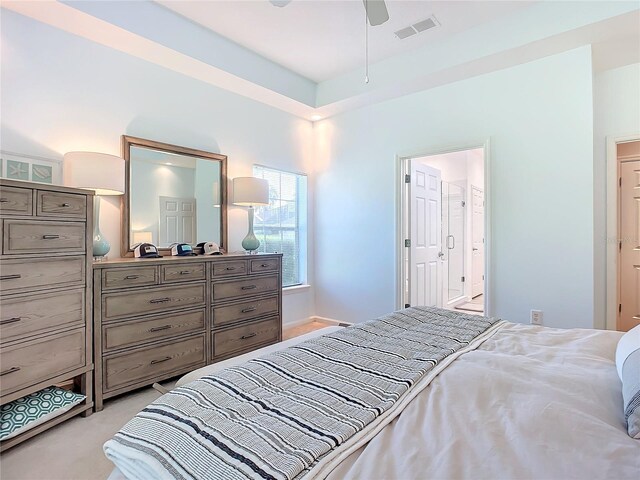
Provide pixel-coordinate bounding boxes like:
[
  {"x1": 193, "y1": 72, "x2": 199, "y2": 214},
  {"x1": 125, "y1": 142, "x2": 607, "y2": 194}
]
[{"x1": 269, "y1": 0, "x2": 389, "y2": 26}]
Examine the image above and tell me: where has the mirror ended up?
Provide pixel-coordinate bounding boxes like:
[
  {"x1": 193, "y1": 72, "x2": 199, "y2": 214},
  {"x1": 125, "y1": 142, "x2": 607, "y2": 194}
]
[{"x1": 121, "y1": 136, "x2": 227, "y2": 256}]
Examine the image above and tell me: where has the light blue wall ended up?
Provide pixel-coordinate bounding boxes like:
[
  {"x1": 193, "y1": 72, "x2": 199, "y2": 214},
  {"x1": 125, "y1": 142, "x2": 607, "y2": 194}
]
[{"x1": 314, "y1": 46, "x2": 595, "y2": 329}]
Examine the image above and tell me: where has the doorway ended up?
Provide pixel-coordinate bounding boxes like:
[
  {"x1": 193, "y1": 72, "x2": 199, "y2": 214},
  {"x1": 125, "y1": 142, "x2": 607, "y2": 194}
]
[
  {"x1": 400, "y1": 146, "x2": 488, "y2": 315},
  {"x1": 616, "y1": 140, "x2": 640, "y2": 332}
]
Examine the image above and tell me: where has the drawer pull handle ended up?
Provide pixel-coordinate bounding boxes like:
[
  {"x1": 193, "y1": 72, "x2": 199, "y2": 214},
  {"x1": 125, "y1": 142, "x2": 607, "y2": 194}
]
[
  {"x1": 149, "y1": 325, "x2": 172, "y2": 332},
  {"x1": 260, "y1": 264, "x2": 269, "y2": 268},
  {"x1": 0, "y1": 317, "x2": 21, "y2": 325},
  {"x1": 124, "y1": 275, "x2": 140, "y2": 280},
  {"x1": 42, "y1": 234, "x2": 60, "y2": 240},
  {"x1": 61, "y1": 203, "x2": 71, "y2": 207},
  {"x1": 241, "y1": 333, "x2": 257, "y2": 340},
  {"x1": 226, "y1": 267, "x2": 236, "y2": 271},
  {"x1": 150, "y1": 356, "x2": 172, "y2": 365},
  {"x1": 0, "y1": 366, "x2": 21, "y2": 376},
  {"x1": 0, "y1": 274, "x2": 22, "y2": 281},
  {"x1": 241, "y1": 285, "x2": 257, "y2": 290},
  {"x1": 0, "y1": 198, "x2": 8, "y2": 203},
  {"x1": 149, "y1": 297, "x2": 171, "y2": 304},
  {"x1": 241, "y1": 307, "x2": 257, "y2": 313},
  {"x1": 179, "y1": 271, "x2": 190, "y2": 275}
]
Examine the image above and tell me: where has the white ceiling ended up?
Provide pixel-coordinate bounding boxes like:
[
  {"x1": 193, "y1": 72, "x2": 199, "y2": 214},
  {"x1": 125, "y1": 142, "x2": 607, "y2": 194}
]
[{"x1": 158, "y1": 0, "x2": 535, "y2": 82}]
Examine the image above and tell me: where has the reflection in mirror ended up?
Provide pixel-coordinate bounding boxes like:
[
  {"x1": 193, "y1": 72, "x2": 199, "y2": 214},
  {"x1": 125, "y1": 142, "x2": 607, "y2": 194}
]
[
  {"x1": 122, "y1": 136, "x2": 227, "y2": 256},
  {"x1": 130, "y1": 147, "x2": 221, "y2": 248}
]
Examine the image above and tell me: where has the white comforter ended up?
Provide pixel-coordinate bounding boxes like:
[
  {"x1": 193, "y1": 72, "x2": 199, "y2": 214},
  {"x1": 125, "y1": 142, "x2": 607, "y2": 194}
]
[
  {"x1": 109, "y1": 323, "x2": 639, "y2": 480},
  {"x1": 328, "y1": 323, "x2": 639, "y2": 480}
]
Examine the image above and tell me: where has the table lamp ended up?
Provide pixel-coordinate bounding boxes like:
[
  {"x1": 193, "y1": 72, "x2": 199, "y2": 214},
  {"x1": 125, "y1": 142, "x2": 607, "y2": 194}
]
[
  {"x1": 63, "y1": 152, "x2": 125, "y2": 259},
  {"x1": 232, "y1": 177, "x2": 269, "y2": 253}
]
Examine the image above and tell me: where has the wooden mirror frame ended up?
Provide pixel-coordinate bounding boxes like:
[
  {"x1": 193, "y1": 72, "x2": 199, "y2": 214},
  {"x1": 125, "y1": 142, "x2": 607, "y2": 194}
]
[{"x1": 121, "y1": 135, "x2": 228, "y2": 257}]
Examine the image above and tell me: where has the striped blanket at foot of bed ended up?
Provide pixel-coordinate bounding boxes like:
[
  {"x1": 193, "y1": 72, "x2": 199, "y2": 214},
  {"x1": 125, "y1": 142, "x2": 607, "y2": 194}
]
[{"x1": 104, "y1": 306, "x2": 504, "y2": 480}]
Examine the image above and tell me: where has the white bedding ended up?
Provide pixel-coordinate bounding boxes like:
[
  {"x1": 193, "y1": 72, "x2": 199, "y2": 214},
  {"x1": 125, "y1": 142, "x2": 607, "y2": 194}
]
[
  {"x1": 328, "y1": 323, "x2": 639, "y2": 480},
  {"x1": 109, "y1": 323, "x2": 639, "y2": 480}
]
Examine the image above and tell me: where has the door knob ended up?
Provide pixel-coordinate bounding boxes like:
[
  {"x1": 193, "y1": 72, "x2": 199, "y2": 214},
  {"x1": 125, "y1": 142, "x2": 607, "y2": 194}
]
[{"x1": 438, "y1": 252, "x2": 445, "y2": 259}]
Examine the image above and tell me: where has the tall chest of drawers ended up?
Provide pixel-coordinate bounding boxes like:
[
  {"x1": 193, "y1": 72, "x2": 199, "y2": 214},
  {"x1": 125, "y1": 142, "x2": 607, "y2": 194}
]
[
  {"x1": 0, "y1": 179, "x2": 94, "y2": 450},
  {"x1": 93, "y1": 253, "x2": 282, "y2": 410}
]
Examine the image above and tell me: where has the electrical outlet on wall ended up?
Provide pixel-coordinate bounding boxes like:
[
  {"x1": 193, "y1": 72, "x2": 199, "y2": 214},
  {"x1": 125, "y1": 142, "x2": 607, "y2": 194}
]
[{"x1": 530, "y1": 310, "x2": 543, "y2": 325}]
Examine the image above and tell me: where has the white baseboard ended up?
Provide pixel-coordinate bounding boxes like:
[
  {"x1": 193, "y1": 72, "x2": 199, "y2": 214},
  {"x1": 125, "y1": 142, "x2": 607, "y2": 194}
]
[
  {"x1": 310, "y1": 316, "x2": 354, "y2": 326},
  {"x1": 282, "y1": 318, "x2": 315, "y2": 329},
  {"x1": 282, "y1": 316, "x2": 355, "y2": 330}
]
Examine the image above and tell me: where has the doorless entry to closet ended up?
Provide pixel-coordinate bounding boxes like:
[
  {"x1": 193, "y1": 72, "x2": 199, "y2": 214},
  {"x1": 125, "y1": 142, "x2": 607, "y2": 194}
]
[{"x1": 399, "y1": 145, "x2": 489, "y2": 316}]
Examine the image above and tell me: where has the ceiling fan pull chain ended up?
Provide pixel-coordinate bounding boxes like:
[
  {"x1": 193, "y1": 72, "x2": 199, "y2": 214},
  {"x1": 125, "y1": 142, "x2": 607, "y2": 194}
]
[{"x1": 365, "y1": 0, "x2": 369, "y2": 84}]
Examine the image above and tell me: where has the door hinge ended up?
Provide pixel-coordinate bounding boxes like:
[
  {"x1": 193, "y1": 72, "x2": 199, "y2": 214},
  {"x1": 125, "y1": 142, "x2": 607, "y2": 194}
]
[
  {"x1": 482, "y1": 274, "x2": 485, "y2": 280},
  {"x1": 619, "y1": 241, "x2": 622, "y2": 251},
  {"x1": 405, "y1": 239, "x2": 411, "y2": 247},
  {"x1": 405, "y1": 174, "x2": 411, "y2": 183},
  {"x1": 619, "y1": 177, "x2": 622, "y2": 187},
  {"x1": 405, "y1": 303, "x2": 410, "y2": 308},
  {"x1": 462, "y1": 200, "x2": 466, "y2": 207},
  {"x1": 619, "y1": 304, "x2": 622, "y2": 314},
  {"x1": 461, "y1": 276, "x2": 465, "y2": 282}
]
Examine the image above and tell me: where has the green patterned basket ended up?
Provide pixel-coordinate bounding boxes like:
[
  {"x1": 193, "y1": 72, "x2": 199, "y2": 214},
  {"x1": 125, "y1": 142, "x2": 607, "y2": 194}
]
[{"x1": 1, "y1": 387, "x2": 85, "y2": 441}]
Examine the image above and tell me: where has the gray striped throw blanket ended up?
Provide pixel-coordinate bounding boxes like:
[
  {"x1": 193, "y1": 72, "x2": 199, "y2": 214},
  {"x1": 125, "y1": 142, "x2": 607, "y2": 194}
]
[{"x1": 104, "y1": 306, "x2": 503, "y2": 480}]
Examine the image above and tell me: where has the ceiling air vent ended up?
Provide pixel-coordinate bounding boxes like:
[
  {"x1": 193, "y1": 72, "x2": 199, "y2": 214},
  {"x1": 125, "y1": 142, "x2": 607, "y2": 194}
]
[
  {"x1": 395, "y1": 26, "x2": 417, "y2": 39},
  {"x1": 394, "y1": 15, "x2": 440, "y2": 40}
]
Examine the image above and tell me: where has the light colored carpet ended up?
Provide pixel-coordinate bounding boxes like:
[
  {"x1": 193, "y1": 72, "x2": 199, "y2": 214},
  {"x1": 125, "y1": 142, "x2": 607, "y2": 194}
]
[{"x1": 0, "y1": 321, "x2": 331, "y2": 480}]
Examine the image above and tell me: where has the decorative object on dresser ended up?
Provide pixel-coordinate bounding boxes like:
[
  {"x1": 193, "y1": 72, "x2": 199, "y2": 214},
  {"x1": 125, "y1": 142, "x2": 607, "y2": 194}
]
[
  {"x1": 0, "y1": 178, "x2": 94, "y2": 451},
  {"x1": 63, "y1": 152, "x2": 125, "y2": 260},
  {"x1": 121, "y1": 136, "x2": 228, "y2": 257},
  {"x1": 92, "y1": 253, "x2": 282, "y2": 411},
  {"x1": 232, "y1": 176, "x2": 270, "y2": 253}
]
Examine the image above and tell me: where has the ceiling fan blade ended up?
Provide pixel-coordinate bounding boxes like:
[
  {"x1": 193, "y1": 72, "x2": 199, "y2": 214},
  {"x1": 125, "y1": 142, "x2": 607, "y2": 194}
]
[
  {"x1": 269, "y1": 0, "x2": 292, "y2": 7},
  {"x1": 363, "y1": 0, "x2": 389, "y2": 26}
]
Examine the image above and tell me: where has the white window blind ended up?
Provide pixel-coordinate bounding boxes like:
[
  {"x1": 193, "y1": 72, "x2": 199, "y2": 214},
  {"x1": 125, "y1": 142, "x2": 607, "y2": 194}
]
[{"x1": 252, "y1": 166, "x2": 307, "y2": 287}]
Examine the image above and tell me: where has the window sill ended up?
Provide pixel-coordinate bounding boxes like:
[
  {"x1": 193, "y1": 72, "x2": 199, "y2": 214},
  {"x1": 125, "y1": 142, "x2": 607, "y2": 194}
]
[{"x1": 283, "y1": 284, "x2": 311, "y2": 295}]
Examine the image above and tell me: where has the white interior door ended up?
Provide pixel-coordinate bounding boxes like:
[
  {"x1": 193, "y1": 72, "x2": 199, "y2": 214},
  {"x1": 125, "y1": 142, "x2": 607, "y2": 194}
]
[
  {"x1": 619, "y1": 160, "x2": 640, "y2": 331},
  {"x1": 410, "y1": 162, "x2": 442, "y2": 307},
  {"x1": 159, "y1": 196, "x2": 197, "y2": 246},
  {"x1": 471, "y1": 185, "x2": 485, "y2": 298}
]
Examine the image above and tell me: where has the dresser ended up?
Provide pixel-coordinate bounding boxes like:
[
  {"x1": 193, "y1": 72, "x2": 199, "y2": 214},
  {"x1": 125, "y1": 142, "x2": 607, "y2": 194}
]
[
  {"x1": 92, "y1": 253, "x2": 282, "y2": 410},
  {"x1": 0, "y1": 179, "x2": 94, "y2": 450}
]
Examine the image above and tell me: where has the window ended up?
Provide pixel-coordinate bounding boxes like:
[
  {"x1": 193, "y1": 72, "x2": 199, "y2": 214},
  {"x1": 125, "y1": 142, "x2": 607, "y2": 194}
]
[{"x1": 253, "y1": 165, "x2": 307, "y2": 287}]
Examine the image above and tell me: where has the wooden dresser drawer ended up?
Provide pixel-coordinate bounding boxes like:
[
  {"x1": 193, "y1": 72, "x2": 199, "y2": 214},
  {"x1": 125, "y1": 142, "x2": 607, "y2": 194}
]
[
  {"x1": 250, "y1": 258, "x2": 280, "y2": 274},
  {"x1": 36, "y1": 191, "x2": 87, "y2": 218},
  {"x1": 0, "y1": 186, "x2": 32, "y2": 216},
  {"x1": 212, "y1": 260, "x2": 247, "y2": 277},
  {"x1": 102, "y1": 266, "x2": 158, "y2": 290},
  {"x1": 0, "y1": 256, "x2": 85, "y2": 293},
  {"x1": 0, "y1": 289, "x2": 84, "y2": 344},
  {"x1": 213, "y1": 317, "x2": 280, "y2": 359},
  {"x1": 103, "y1": 309, "x2": 205, "y2": 352},
  {"x1": 103, "y1": 334, "x2": 205, "y2": 392},
  {"x1": 212, "y1": 275, "x2": 279, "y2": 301},
  {"x1": 102, "y1": 284, "x2": 206, "y2": 322},
  {"x1": 0, "y1": 329, "x2": 86, "y2": 397},
  {"x1": 161, "y1": 263, "x2": 205, "y2": 283},
  {"x1": 3, "y1": 220, "x2": 85, "y2": 254},
  {"x1": 212, "y1": 296, "x2": 279, "y2": 327}
]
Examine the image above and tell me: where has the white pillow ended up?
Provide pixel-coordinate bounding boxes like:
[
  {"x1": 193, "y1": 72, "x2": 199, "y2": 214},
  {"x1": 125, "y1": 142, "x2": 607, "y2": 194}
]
[
  {"x1": 615, "y1": 324, "x2": 640, "y2": 438},
  {"x1": 616, "y1": 324, "x2": 640, "y2": 380}
]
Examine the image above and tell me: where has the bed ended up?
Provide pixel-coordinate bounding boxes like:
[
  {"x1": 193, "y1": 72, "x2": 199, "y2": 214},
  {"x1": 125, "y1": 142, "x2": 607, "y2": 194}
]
[{"x1": 105, "y1": 307, "x2": 639, "y2": 479}]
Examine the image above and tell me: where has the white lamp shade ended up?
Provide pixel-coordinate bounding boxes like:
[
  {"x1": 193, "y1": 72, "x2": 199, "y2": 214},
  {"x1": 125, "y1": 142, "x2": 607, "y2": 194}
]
[
  {"x1": 232, "y1": 177, "x2": 269, "y2": 206},
  {"x1": 63, "y1": 152, "x2": 125, "y2": 195}
]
